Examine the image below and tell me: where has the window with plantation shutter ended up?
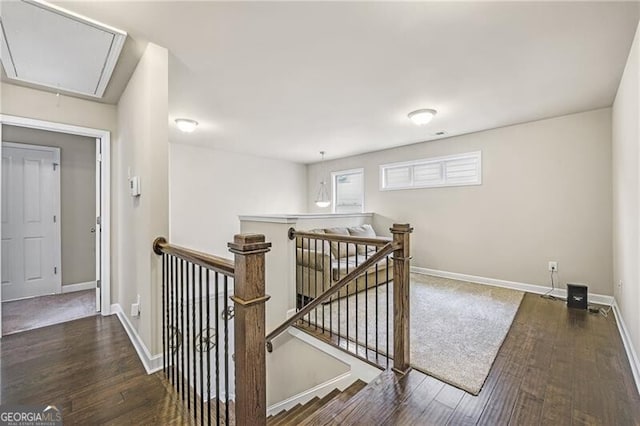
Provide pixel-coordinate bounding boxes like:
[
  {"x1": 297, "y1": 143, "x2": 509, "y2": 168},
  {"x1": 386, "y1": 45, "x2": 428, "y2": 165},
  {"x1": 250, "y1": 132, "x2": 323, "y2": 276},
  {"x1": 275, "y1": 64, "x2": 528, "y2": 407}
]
[
  {"x1": 332, "y1": 168, "x2": 364, "y2": 213},
  {"x1": 380, "y1": 151, "x2": 481, "y2": 190},
  {"x1": 383, "y1": 165, "x2": 411, "y2": 189}
]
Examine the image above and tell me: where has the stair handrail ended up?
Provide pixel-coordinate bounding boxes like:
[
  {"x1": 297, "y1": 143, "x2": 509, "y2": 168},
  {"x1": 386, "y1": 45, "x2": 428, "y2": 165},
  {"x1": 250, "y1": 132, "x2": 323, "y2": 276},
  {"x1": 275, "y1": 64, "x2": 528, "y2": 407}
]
[
  {"x1": 265, "y1": 240, "x2": 398, "y2": 351},
  {"x1": 153, "y1": 236, "x2": 235, "y2": 276}
]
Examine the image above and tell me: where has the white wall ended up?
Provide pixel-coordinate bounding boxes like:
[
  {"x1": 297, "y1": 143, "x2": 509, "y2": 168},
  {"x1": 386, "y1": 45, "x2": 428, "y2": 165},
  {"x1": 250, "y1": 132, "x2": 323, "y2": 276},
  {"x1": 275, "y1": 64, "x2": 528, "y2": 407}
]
[
  {"x1": 2, "y1": 125, "x2": 96, "y2": 287},
  {"x1": 170, "y1": 144, "x2": 306, "y2": 257},
  {"x1": 308, "y1": 109, "x2": 613, "y2": 296},
  {"x1": 0, "y1": 83, "x2": 117, "y2": 134},
  {"x1": 613, "y1": 22, "x2": 640, "y2": 358},
  {"x1": 116, "y1": 43, "x2": 169, "y2": 354}
]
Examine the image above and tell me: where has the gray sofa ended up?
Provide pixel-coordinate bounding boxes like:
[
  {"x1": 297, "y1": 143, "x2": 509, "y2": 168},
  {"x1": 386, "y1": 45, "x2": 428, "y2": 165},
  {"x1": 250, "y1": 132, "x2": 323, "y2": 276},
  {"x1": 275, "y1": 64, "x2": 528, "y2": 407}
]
[{"x1": 296, "y1": 224, "x2": 393, "y2": 300}]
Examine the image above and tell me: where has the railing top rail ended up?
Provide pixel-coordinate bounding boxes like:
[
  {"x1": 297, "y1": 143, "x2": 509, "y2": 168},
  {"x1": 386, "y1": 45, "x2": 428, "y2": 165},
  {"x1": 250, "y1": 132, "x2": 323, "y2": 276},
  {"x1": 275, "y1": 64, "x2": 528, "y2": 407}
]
[
  {"x1": 289, "y1": 228, "x2": 392, "y2": 247},
  {"x1": 266, "y1": 240, "x2": 398, "y2": 350},
  {"x1": 153, "y1": 237, "x2": 235, "y2": 277}
]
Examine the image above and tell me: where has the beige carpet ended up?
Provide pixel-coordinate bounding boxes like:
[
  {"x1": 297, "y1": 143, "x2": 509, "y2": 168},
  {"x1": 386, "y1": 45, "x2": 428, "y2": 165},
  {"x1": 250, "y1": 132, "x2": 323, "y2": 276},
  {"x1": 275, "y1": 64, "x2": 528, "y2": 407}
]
[
  {"x1": 2, "y1": 289, "x2": 96, "y2": 336},
  {"x1": 310, "y1": 273, "x2": 523, "y2": 395}
]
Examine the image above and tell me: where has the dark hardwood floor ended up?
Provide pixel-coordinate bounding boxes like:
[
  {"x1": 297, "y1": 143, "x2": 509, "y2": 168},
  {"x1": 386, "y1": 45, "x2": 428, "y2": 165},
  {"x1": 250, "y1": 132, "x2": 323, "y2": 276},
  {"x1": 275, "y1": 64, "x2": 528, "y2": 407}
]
[
  {"x1": 1, "y1": 293, "x2": 638, "y2": 425},
  {"x1": 0, "y1": 315, "x2": 192, "y2": 425},
  {"x1": 302, "y1": 293, "x2": 640, "y2": 425}
]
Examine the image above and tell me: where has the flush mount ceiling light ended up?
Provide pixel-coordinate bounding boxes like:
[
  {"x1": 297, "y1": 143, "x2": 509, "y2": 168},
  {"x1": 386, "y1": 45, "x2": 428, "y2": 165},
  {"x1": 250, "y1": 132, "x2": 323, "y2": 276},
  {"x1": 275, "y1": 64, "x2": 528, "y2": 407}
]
[
  {"x1": 408, "y1": 109, "x2": 437, "y2": 126},
  {"x1": 175, "y1": 118, "x2": 199, "y2": 133}
]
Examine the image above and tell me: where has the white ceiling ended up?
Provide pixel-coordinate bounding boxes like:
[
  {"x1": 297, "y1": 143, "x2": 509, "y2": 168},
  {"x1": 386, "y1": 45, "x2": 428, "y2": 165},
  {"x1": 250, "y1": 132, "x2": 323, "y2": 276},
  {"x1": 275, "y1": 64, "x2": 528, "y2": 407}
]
[{"x1": 52, "y1": 1, "x2": 640, "y2": 163}]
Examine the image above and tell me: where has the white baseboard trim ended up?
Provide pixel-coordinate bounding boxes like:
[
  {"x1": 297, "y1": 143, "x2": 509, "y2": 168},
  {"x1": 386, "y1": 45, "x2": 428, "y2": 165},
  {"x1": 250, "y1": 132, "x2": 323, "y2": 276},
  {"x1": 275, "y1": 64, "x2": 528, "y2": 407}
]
[
  {"x1": 411, "y1": 266, "x2": 614, "y2": 306},
  {"x1": 267, "y1": 371, "x2": 353, "y2": 416},
  {"x1": 612, "y1": 300, "x2": 640, "y2": 395},
  {"x1": 110, "y1": 303, "x2": 163, "y2": 374},
  {"x1": 62, "y1": 281, "x2": 96, "y2": 293},
  {"x1": 265, "y1": 326, "x2": 380, "y2": 416}
]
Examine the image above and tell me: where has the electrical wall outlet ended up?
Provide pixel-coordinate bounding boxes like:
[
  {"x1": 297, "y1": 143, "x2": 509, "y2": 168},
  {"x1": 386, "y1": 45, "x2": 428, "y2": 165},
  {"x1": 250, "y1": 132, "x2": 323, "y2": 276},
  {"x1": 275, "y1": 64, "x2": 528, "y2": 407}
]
[
  {"x1": 618, "y1": 280, "x2": 623, "y2": 288},
  {"x1": 548, "y1": 261, "x2": 558, "y2": 272},
  {"x1": 131, "y1": 294, "x2": 141, "y2": 317}
]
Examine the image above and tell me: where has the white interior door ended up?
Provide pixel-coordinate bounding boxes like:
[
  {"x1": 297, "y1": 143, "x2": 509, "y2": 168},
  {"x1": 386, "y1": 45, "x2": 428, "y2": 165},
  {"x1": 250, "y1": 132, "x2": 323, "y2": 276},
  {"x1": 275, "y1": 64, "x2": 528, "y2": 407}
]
[
  {"x1": 95, "y1": 138, "x2": 101, "y2": 312},
  {"x1": 1, "y1": 143, "x2": 61, "y2": 301}
]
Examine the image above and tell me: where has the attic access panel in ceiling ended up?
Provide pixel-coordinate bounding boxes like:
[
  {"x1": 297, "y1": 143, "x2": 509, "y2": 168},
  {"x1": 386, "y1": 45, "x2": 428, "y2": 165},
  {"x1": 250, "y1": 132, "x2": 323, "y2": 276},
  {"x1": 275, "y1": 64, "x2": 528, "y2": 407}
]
[{"x1": 0, "y1": 0, "x2": 126, "y2": 98}]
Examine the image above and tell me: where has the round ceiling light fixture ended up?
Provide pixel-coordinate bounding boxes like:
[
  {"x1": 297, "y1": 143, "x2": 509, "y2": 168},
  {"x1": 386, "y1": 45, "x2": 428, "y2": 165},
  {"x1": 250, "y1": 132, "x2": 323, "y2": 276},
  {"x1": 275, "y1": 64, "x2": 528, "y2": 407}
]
[
  {"x1": 408, "y1": 109, "x2": 437, "y2": 126},
  {"x1": 175, "y1": 118, "x2": 199, "y2": 133}
]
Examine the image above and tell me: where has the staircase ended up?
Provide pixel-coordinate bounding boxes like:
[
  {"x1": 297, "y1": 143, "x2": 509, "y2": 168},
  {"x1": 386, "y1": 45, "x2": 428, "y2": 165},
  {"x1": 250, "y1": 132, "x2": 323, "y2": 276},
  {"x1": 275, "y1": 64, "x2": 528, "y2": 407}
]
[{"x1": 267, "y1": 380, "x2": 367, "y2": 425}]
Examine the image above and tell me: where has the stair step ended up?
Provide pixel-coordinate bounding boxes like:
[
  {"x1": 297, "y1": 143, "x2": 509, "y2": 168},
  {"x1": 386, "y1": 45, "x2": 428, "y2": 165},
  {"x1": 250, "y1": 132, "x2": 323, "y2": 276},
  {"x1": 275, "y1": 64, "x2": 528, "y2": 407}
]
[
  {"x1": 328, "y1": 370, "x2": 404, "y2": 424},
  {"x1": 318, "y1": 388, "x2": 341, "y2": 406},
  {"x1": 269, "y1": 403, "x2": 303, "y2": 426},
  {"x1": 298, "y1": 379, "x2": 368, "y2": 426},
  {"x1": 283, "y1": 397, "x2": 322, "y2": 424},
  {"x1": 339, "y1": 379, "x2": 367, "y2": 402}
]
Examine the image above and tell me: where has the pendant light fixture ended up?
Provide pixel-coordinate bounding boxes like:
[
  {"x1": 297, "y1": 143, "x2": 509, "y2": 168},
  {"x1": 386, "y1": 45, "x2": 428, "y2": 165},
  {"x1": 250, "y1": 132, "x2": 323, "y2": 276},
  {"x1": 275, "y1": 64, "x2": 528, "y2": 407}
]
[{"x1": 315, "y1": 151, "x2": 331, "y2": 208}]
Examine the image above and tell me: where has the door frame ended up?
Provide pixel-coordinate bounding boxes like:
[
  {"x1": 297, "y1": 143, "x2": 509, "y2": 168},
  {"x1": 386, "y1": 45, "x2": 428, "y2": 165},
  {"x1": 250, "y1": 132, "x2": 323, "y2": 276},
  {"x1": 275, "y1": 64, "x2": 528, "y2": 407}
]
[
  {"x1": 0, "y1": 114, "x2": 111, "y2": 336},
  {"x1": 2, "y1": 142, "x2": 62, "y2": 298}
]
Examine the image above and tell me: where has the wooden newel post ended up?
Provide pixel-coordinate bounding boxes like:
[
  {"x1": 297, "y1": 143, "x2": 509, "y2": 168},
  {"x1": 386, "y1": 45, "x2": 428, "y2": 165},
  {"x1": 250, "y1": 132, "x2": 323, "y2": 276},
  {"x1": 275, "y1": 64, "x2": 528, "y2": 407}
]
[
  {"x1": 228, "y1": 234, "x2": 272, "y2": 426},
  {"x1": 391, "y1": 223, "x2": 413, "y2": 374}
]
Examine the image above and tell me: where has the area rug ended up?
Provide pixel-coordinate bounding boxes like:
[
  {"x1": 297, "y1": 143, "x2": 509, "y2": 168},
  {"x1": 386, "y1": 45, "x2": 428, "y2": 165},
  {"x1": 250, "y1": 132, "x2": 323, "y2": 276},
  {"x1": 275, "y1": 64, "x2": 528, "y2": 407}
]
[{"x1": 310, "y1": 273, "x2": 524, "y2": 395}]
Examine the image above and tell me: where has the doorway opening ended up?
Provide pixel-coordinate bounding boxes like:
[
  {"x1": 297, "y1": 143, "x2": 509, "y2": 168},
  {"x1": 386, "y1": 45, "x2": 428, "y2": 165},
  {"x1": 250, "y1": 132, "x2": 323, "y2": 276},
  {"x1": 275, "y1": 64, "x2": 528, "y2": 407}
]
[{"x1": 0, "y1": 115, "x2": 111, "y2": 336}]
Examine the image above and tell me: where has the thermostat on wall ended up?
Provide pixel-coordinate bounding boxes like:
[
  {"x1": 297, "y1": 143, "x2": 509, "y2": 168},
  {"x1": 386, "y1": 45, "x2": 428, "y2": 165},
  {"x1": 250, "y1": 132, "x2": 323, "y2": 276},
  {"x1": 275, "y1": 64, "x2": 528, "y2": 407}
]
[{"x1": 129, "y1": 176, "x2": 141, "y2": 197}]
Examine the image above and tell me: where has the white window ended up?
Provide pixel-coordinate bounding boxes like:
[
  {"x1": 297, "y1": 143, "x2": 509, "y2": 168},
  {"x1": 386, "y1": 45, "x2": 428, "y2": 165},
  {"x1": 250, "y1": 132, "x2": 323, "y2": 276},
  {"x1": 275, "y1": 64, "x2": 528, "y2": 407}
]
[
  {"x1": 332, "y1": 168, "x2": 364, "y2": 213},
  {"x1": 380, "y1": 151, "x2": 482, "y2": 191}
]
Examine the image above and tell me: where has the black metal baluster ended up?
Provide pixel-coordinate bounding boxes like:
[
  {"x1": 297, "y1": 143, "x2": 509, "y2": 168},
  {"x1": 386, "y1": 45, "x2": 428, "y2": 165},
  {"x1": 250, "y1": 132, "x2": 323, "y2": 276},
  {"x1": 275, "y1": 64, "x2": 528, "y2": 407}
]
[
  {"x1": 162, "y1": 254, "x2": 167, "y2": 376},
  {"x1": 207, "y1": 270, "x2": 212, "y2": 426},
  {"x1": 314, "y1": 238, "x2": 318, "y2": 329},
  {"x1": 199, "y1": 266, "x2": 204, "y2": 426},
  {"x1": 326, "y1": 238, "x2": 331, "y2": 337},
  {"x1": 375, "y1": 248, "x2": 379, "y2": 361},
  {"x1": 323, "y1": 238, "x2": 328, "y2": 336},
  {"x1": 214, "y1": 272, "x2": 219, "y2": 426},
  {"x1": 302, "y1": 238, "x2": 311, "y2": 325},
  {"x1": 192, "y1": 263, "x2": 197, "y2": 414},
  {"x1": 355, "y1": 243, "x2": 359, "y2": 357},
  {"x1": 186, "y1": 262, "x2": 191, "y2": 409},
  {"x1": 305, "y1": 237, "x2": 310, "y2": 325},
  {"x1": 224, "y1": 275, "x2": 230, "y2": 425},
  {"x1": 181, "y1": 259, "x2": 185, "y2": 398},
  {"x1": 365, "y1": 245, "x2": 369, "y2": 360},
  {"x1": 296, "y1": 237, "x2": 300, "y2": 310},
  {"x1": 172, "y1": 256, "x2": 177, "y2": 386},
  {"x1": 337, "y1": 240, "x2": 341, "y2": 344},
  {"x1": 386, "y1": 255, "x2": 390, "y2": 369},
  {"x1": 346, "y1": 242, "x2": 350, "y2": 354}
]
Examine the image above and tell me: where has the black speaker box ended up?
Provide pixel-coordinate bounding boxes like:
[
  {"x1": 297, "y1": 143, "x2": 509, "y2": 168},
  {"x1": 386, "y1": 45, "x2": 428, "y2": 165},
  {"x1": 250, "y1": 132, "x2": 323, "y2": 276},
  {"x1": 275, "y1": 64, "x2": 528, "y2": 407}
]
[{"x1": 567, "y1": 283, "x2": 588, "y2": 310}]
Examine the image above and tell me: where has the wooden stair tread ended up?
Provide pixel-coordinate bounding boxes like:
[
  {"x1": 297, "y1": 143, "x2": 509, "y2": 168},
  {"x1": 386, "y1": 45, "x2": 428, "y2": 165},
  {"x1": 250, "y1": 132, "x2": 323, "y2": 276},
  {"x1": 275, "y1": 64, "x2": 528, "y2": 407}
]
[
  {"x1": 339, "y1": 379, "x2": 367, "y2": 401},
  {"x1": 298, "y1": 379, "x2": 369, "y2": 426},
  {"x1": 268, "y1": 388, "x2": 343, "y2": 425},
  {"x1": 318, "y1": 388, "x2": 341, "y2": 405},
  {"x1": 269, "y1": 404, "x2": 302, "y2": 426},
  {"x1": 330, "y1": 370, "x2": 422, "y2": 425},
  {"x1": 284, "y1": 397, "x2": 323, "y2": 424}
]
